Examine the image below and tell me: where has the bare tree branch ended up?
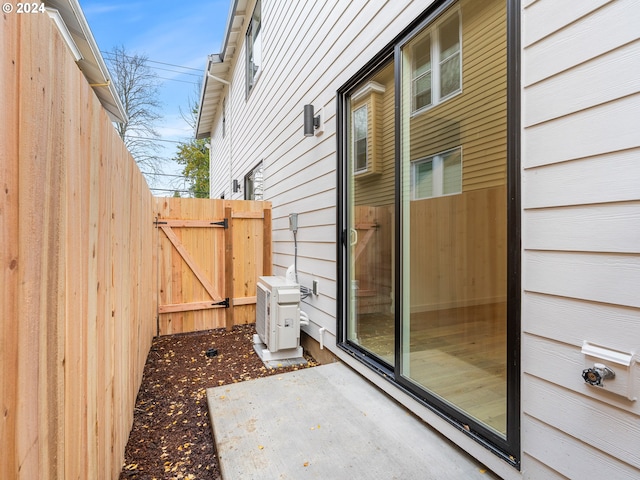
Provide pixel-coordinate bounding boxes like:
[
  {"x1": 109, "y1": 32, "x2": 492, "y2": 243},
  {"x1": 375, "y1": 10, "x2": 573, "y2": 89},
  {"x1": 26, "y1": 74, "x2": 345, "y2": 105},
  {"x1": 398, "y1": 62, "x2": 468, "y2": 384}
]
[{"x1": 106, "y1": 45, "x2": 164, "y2": 174}]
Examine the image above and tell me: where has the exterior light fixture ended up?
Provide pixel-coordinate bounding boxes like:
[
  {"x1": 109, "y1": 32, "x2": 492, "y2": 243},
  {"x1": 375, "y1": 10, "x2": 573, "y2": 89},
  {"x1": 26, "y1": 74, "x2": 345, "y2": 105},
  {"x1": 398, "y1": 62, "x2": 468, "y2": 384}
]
[
  {"x1": 233, "y1": 179, "x2": 241, "y2": 193},
  {"x1": 304, "y1": 104, "x2": 320, "y2": 137}
]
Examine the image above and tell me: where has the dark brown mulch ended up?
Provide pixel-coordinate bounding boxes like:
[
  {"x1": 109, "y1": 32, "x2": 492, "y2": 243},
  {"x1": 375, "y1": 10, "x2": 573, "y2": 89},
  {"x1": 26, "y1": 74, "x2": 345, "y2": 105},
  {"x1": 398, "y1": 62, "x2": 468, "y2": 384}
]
[{"x1": 119, "y1": 323, "x2": 318, "y2": 480}]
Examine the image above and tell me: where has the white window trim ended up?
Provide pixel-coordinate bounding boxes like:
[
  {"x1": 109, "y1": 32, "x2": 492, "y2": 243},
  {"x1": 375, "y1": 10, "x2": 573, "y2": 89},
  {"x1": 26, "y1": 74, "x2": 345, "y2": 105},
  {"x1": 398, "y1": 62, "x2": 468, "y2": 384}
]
[
  {"x1": 246, "y1": 0, "x2": 262, "y2": 96},
  {"x1": 411, "y1": 146, "x2": 462, "y2": 200},
  {"x1": 244, "y1": 161, "x2": 264, "y2": 200},
  {"x1": 352, "y1": 104, "x2": 369, "y2": 175},
  {"x1": 351, "y1": 81, "x2": 386, "y2": 177},
  {"x1": 411, "y1": 6, "x2": 462, "y2": 116}
]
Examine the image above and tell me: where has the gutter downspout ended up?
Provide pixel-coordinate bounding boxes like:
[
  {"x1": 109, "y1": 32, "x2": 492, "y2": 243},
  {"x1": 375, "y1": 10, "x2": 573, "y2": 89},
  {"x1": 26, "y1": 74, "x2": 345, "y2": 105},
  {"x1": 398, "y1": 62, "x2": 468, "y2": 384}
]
[{"x1": 206, "y1": 68, "x2": 233, "y2": 199}]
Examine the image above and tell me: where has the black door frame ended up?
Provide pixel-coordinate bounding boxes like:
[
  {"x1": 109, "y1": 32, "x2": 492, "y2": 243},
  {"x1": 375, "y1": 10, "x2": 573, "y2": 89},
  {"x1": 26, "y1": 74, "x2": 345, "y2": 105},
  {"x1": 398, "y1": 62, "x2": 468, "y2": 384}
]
[{"x1": 336, "y1": 0, "x2": 521, "y2": 467}]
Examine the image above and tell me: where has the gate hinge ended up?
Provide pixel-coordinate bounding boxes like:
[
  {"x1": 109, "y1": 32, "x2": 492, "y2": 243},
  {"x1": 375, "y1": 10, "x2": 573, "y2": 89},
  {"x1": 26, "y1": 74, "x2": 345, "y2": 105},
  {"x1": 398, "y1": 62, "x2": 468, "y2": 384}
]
[
  {"x1": 211, "y1": 218, "x2": 228, "y2": 228},
  {"x1": 212, "y1": 298, "x2": 230, "y2": 308},
  {"x1": 154, "y1": 220, "x2": 168, "y2": 226}
]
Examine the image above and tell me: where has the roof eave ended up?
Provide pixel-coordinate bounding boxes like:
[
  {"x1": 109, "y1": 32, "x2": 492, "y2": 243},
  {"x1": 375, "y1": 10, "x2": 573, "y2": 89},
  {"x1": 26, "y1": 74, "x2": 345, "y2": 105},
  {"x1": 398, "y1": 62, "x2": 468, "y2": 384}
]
[
  {"x1": 195, "y1": 0, "x2": 247, "y2": 138},
  {"x1": 43, "y1": 0, "x2": 128, "y2": 123},
  {"x1": 195, "y1": 54, "x2": 225, "y2": 139}
]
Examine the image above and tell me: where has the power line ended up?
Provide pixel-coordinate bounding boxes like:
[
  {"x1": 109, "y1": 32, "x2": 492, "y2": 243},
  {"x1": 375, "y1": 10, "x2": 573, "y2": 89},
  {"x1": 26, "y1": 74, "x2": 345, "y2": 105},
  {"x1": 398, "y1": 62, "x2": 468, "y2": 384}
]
[
  {"x1": 156, "y1": 76, "x2": 200, "y2": 86},
  {"x1": 150, "y1": 187, "x2": 208, "y2": 195},
  {"x1": 149, "y1": 65, "x2": 202, "y2": 78},
  {"x1": 142, "y1": 171, "x2": 187, "y2": 178},
  {"x1": 127, "y1": 135, "x2": 188, "y2": 144},
  {"x1": 100, "y1": 50, "x2": 202, "y2": 72}
]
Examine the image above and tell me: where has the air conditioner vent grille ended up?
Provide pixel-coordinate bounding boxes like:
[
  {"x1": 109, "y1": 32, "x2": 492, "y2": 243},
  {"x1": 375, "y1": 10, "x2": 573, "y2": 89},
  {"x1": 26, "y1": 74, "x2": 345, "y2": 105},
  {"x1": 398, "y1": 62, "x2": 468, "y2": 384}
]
[{"x1": 256, "y1": 283, "x2": 268, "y2": 343}]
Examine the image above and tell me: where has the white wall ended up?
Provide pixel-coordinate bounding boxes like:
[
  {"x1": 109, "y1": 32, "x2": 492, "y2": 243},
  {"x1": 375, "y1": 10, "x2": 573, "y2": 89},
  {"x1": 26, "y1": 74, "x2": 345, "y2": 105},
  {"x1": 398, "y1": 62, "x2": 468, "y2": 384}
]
[
  {"x1": 521, "y1": 0, "x2": 640, "y2": 478},
  {"x1": 209, "y1": 88, "x2": 230, "y2": 199},
  {"x1": 210, "y1": 0, "x2": 433, "y2": 340}
]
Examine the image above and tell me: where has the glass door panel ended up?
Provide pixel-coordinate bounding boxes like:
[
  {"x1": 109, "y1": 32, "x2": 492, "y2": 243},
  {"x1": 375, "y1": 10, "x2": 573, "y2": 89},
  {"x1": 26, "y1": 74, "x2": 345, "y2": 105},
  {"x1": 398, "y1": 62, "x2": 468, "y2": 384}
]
[
  {"x1": 346, "y1": 61, "x2": 396, "y2": 365},
  {"x1": 399, "y1": 1, "x2": 508, "y2": 436}
]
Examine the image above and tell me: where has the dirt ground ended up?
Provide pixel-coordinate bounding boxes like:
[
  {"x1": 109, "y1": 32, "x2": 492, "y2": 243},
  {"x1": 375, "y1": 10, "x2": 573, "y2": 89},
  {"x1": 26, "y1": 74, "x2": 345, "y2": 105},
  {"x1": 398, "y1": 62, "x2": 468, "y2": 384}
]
[{"x1": 119, "y1": 324, "x2": 318, "y2": 479}]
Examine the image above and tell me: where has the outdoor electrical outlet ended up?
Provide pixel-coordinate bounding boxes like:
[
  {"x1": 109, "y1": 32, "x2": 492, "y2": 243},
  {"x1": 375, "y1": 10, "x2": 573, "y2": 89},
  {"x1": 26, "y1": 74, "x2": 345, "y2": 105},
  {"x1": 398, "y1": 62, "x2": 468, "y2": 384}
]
[{"x1": 313, "y1": 280, "x2": 319, "y2": 296}]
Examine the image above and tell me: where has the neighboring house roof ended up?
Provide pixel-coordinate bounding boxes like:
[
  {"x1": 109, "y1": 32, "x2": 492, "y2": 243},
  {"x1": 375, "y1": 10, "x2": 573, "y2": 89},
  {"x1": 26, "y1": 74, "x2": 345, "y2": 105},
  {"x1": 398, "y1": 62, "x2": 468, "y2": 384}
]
[
  {"x1": 196, "y1": 0, "x2": 247, "y2": 139},
  {"x1": 43, "y1": 0, "x2": 127, "y2": 123}
]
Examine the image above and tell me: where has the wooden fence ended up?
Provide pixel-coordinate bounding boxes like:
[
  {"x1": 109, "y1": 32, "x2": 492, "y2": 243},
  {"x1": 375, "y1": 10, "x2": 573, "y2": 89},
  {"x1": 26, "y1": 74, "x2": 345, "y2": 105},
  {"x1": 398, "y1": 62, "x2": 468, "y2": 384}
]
[
  {"x1": 155, "y1": 198, "x2": 272, "y2": 335},
  {"x1": 1, "y1": 12, "x2": 271, "y2": 479},
  {"x1": 1, "y1": 12, "x2": 156, "y2": 480}
]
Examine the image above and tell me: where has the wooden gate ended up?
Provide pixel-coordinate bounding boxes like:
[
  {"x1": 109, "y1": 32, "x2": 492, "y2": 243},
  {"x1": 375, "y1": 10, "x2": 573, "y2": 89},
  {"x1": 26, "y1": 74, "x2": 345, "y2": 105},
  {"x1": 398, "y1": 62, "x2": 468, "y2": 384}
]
[{"x1": 155, "y1": 198, "x2": 272, "y2": 335}]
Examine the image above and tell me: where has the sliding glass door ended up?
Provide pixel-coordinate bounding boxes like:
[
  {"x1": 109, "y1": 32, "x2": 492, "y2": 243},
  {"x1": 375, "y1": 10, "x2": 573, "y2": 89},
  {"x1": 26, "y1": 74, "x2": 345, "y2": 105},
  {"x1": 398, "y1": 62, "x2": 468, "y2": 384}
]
[
  {"x1": 345, "y1": 60, "x2": 396, "y2": 366},
  {"x1": 399, "y1": 1, "x2": 508, "y2": 436},
  {"x1": 340, "y1": 0, "x2": 518, "y2": 461}
]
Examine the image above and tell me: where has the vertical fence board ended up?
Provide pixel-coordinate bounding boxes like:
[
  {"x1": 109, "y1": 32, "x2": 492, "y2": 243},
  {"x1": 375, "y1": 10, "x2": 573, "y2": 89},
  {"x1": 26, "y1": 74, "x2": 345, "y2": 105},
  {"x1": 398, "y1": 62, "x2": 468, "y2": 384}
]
[
  {"x1": 263, "y1": 206, "x2": 273, "y2": 276},
  {"x1": 225, "y1": 205, "x2": 235, "y2": 330},
  {"x1": 45, "y1": 21, "x2": 68, "y2": 480},
  {"x1": 16, "y1": 14, "x2": 49, "y2": 479},
  {"x1": 0, "y1": 10, "x2": 20, "y2": 480}
]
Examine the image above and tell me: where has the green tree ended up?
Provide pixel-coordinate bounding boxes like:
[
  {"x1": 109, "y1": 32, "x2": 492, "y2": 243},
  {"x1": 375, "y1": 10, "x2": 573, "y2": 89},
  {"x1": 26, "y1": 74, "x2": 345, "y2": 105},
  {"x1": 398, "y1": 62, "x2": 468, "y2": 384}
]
[
  {"x1": 173, "y1": 92, "x2": 210, "y2": 198},
  {"x1": 173, "y1": 138, "x2": 209, "y2": 198}
]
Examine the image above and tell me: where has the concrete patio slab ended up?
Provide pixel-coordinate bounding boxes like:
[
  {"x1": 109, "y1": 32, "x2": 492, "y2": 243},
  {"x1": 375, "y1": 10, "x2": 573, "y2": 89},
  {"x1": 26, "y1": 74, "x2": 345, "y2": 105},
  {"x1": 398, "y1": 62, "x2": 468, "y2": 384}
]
[{"x1": 206, "y1": 362, "x2": 499, "y2": 479}]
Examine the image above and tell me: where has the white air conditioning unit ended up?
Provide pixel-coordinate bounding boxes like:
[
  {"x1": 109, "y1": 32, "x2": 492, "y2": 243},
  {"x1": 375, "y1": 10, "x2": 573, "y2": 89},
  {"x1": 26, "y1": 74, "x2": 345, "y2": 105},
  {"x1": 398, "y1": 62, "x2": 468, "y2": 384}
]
[{"x1": 256, "y1": 276, "x2": 301, "y2": 354}]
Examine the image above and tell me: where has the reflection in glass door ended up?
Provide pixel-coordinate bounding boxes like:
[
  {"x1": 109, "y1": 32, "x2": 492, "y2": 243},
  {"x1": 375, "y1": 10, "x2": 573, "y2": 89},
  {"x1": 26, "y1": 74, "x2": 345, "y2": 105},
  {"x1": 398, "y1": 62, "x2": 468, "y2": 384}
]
[
  {"x1": 399, "y1": 1, "x2": 508, "y2": 436},
  {"x1": 342, "y1": 0, "x2": 513, "y2": 447},
  {"x1": 346, "y1": 61, "x2": 396, "y2": 366}
]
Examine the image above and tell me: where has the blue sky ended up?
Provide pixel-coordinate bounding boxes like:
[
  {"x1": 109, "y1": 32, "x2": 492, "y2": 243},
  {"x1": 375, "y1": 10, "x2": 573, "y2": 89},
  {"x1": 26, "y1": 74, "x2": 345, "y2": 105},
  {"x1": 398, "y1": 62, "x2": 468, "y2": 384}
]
[{"x1": 79, "y1": 0, "x2": 230, "y2": 195}]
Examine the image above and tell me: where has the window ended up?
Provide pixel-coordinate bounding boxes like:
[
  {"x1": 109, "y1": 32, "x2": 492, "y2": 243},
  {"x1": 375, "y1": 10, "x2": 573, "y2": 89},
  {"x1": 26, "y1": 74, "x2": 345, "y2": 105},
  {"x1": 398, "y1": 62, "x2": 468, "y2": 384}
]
[
  {"x1": 222, "y1": 97, "x2": 226, "y2": 138},
  {"x1": 246, "y1": 0, "x2": 262, "y2": 96},
  {"x1": 244, "y1": 162, "x2": 263, "y2": 200},
  {"x1": 411, "y1": 147, "x2": 462, "y2": 199},
  {"x1": 352, "y1": 105, "x2": 368, "y2": 173},
  {"x1": 411, "y1": 8, "x2": 461, "y2": 113},
  {"x1": 350, "y1": 81, "x2": 386, "y2": 176}
]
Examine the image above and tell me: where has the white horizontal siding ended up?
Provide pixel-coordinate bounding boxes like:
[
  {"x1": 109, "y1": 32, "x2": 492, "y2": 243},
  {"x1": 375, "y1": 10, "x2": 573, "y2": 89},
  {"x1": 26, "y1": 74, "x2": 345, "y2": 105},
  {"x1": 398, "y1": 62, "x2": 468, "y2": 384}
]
[
  {"x1": 525, "y1": 251, "x2": 640, "y2": 308},
  {"x1": 209, "y1": 101, "x2": 230, "y2": 198},
  {"x1": 523, "y1": 149, "x2": 640, "y2": 208},
  {"x1": 523, "y1": 0, "x2": 640, "y2": 477},
  {"x1": 522, "y1": 0, "x2": 612, "y2": 48},
  {"x1": 523, "y1": 0, "x2": 640, "y2": 85},
  {"x1": 523, "y1": 94, "x2": 640, "y2": 168},
  {"x1": 523, "y1": 292, "x2": 640, "y2": 353},
  {"x1": 523, "y1": 375, "x2": 640, "y2": 468},
  {"x1": 523, "y1": 414, "x2": 640, "y2": 480},
  {"x1": 524, "y1": 40, "x2": 640, "y2": 126},
  {"x1": 524, "y1": 203, "x2": 640, "y2": 253},
  {"x1": 523, "y1": 334, "x2": 640, "y2": 415}
]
